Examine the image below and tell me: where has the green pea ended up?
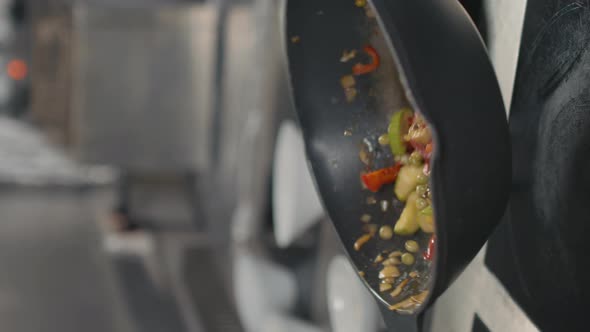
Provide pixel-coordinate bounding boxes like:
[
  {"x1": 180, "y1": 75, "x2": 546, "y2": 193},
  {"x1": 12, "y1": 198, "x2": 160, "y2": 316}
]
[
  {"x1": 401, "y1": 253, "x2": 415, "y2": 265},
  {"x1": 379, "y1": 225, "x2": 394, "y2": 240},
  {"x1": 417, "y1": 173, "x2": 429, "y2": 184},
  {"x1": 405, "y1": 240, "x2": 419, "y2": 253},
  {"x1": 415, "y1": 197, "x2": 429, "y2": 210},
  {"x1": 416, "y1": 184, "x2": 428, "y2": 196}
]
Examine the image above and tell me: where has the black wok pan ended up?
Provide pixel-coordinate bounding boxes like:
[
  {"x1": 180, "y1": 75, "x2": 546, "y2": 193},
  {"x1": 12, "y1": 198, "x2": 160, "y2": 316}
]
[{"x1": 285, "y1": 0, "x2": 510, "y2": 330}]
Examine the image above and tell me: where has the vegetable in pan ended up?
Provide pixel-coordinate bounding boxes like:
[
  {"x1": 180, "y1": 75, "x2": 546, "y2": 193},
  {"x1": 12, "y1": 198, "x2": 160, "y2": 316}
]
[
  {"x1": 345, "y1": 0, "x2": 435, "y2": 314},
  {"x1": 353, "y1": 45, "x2": 380, "y2": 75},
  {"x1": 357, "y1": 107, "x2": 436, "y2": 313},
  {"x1": 390, "y1": 110, "x2": 435, "y2": 236}
]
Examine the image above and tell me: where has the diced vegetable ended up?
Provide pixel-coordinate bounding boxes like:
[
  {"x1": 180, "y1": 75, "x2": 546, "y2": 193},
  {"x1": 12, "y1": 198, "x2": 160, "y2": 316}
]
[
  {"x1": 394, "y1": 165, "x2": 424, "y2": 201},
  {"x1": 340, "y1": 74, "x2": 356, "y2": 88},
  {"x1": 408, "y1": 151, "x2": 423, "y2": 166},
  {"x1": 415, "y1": 197, "x2": 428, "y2": 210},
  {"x1": 340, "y1": 49, "x2": 357, "y2": 63},
  {"x1": 416, "y1": 173, "x2": 429, "y2": 184},
  {"x1": 379, "y1": 265, "x2": 400, "y2": 279},
  {"x1": 388, "y1": 108, "x2": 413, "y2": 156},
  {"x1": 341, "y1": 74, "x2": 357, "y2": 103},
  {"x1": 394, "y1": 192, "x2": 420, "y2": 235},
  {"x1": 408, "y1": 126, "x2": 432, "y2": 147},
  {"x1": 419, "y1": 207, "x2": 435, "y2": 233},
  {"x1": 417, "y1": 213, "x2": 435, "y2": 233},
  {"x1": 352, "y1": 45, "x2": 380, "y2": 75},
  {"x1": 378, "y1": 133, "x2": 389, "y2": 146},
  {"x1": 420, "y1": 206, "x2": 433, "y2": 216},
  {"x1": 380, "y1": 283, "x2": 393, "y2": 292},
  {"x1": 361, "y1": 163, "x2": 402, "y2": 192},
  {"x1": 415, "y1": 184, "x2": 428, "y2": 196},
  {"x1": 406, "y1": 114, "x2": 431, "y2": 143}
]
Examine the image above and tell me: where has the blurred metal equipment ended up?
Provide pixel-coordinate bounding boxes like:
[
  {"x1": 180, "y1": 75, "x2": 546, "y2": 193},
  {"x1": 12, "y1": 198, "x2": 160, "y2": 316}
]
[
  {"x1": 29, "y1": 1, "x2": 72, "y2": 145},
  {"x1": 32, "y1": 1, "x2": 217, "y2": 172},
  {"x1": 72, "y1": 3, "x2": 216, "y2": 171},
  {"x1": 29, "y1": 1, "x2": 220, "y2": 232}
]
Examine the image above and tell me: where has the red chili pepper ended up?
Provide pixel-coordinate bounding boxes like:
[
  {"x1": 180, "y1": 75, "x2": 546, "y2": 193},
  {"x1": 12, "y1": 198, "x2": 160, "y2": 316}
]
[
  {"x1": 361, "y1": 163, "x2": 402, "y2": 192},
  {"x1": 424, "y1": 235, "x2": 436, "y2": 261},
  {"x1": 352, "y1": 45, "x2": 380, "y2": 75}
]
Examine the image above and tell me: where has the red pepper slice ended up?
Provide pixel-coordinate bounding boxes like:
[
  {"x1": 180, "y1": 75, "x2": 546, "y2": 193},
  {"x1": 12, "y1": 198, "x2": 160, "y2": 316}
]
[
  {"x1": 424, "y1": 235, "x2": 436, "y2": 261},
  {"x1": 361, "y1": 163, "x2": 402, "y2": 192},
  {"x1": 352, "y1": 45, "x2": 380, "y2": 75}
]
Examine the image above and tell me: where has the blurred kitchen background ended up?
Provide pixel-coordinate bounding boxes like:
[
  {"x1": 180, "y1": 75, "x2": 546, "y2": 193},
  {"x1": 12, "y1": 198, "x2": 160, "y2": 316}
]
[{"x1": 0, "y1": 0, "x2": 535, "y2": 332}]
